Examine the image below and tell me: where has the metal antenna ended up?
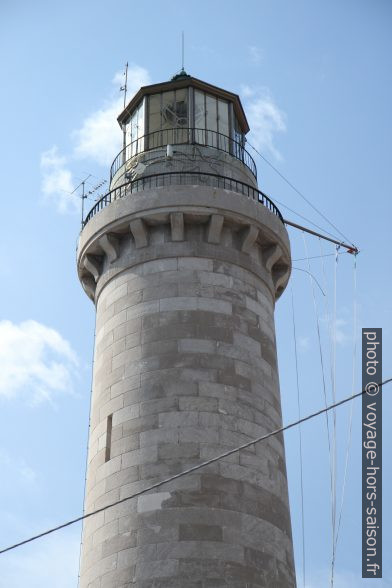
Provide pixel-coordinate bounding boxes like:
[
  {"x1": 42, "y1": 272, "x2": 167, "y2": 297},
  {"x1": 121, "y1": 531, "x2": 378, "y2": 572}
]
[
  {"x1": 120, "y1": 62, "x2": 129, "y2": 155},
  {"x1": 181, "y1": 31, "x2": 185, "y2": 71},
  {"x1": 86, "y1": 180, "x2": 107, "y2": 202},
  {"x1": 72, "y1": 174, "x2": 107, "y2": 227},
  {"x1": 120, "y1": 62, "x2": 128, "y2": 109},
  {"x1": 71, "y1": 174, "x2": 92, "y2": 228}
]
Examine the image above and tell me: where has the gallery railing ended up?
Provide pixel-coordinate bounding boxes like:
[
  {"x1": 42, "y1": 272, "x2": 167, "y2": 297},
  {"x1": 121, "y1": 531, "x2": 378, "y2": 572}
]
[
  {"x1": 110, "y1": 127, "x2": 257, "y2": 181},
  {"x1": 83, "y1": 171, "x2": 283, "y2": 227}
]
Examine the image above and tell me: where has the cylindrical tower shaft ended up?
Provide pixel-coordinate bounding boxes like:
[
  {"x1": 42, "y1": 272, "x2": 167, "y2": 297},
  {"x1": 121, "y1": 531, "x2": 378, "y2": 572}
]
[{"x1": 77, "y1": 75, "x2": 295, "y2": 588}]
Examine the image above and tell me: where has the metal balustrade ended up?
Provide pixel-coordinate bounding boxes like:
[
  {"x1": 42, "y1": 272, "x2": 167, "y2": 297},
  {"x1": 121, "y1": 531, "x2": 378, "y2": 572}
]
[
  {"x1": 110, "y1": 128, "x2": 257, "y2": 181},
  {"x1": 83, "y1": 171, "x2": 283, "y2": 227}
]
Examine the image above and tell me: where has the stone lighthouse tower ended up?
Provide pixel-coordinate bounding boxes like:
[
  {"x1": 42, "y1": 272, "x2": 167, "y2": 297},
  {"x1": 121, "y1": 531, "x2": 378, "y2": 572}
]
[{"x1": 77, "y1": 72, "x2": 296, "y2": 587}]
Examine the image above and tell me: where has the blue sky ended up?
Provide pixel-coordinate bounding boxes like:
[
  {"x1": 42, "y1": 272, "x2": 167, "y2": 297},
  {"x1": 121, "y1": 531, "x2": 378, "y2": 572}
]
[{"x1": 0, "y1": 0, "x2": 391, "y2": 586}]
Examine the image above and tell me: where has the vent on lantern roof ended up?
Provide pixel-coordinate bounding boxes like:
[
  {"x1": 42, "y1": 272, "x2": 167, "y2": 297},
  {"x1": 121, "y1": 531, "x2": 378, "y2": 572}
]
[{"x1": 170, "y1": 68, "x2": 191, "y2": 81}]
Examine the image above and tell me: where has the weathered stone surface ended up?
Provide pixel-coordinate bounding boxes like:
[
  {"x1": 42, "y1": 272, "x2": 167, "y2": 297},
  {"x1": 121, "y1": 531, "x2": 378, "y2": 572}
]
[
  {"x1": 130, "y1": 218, "x2": 148, "y2": 248},
  {"x1": 207, "y1": 214, "x2": 224, "y2": 244},
  {"x1": 78, "y1": 174, "x2": 294, "y2": 586},
  {"x1": 170, "y1": 212, "x2": 184, "y2": 242},
  {"x1": 240, "y1": 224, "x2": 259, "y2": 253},
  {"x1": 99, "y1": 233, "x2": 120, "y2": 263}
]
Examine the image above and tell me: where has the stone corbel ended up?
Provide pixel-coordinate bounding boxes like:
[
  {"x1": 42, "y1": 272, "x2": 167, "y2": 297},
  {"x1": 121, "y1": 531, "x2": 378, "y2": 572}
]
[
  {"x1": 207, "y1": 214, "x2": 224, "y2": 244},
  {"x1": 263, "y1": 244, "x2": 283, "y2": 272},
  {"x1": 241, "y1": 224, "x2": 259, "y2": 253},
  {"x1": 81, "y1": 275, "x2": 96, "y2": 301},
  {"x1": 272, "y1": 265, "x2": 290, "y2": 292},
  {"x1": 130, "y1": 219, "x2": 148, "y2": 248},
  {"x1": 170, "y1": 212, "x2": 184, "y2": 242},
  {"x1": 99, "y1": 233, "x2": 120, "y2": 263},
  {"x1": 83, "y1": 254, "x2": 102, "y2": 283}
]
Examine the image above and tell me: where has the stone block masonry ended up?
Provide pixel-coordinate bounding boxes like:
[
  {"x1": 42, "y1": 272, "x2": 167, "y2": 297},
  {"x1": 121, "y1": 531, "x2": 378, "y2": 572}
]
[{"x1": 77, "y1": 186, "x2": 295, "y2": 587}]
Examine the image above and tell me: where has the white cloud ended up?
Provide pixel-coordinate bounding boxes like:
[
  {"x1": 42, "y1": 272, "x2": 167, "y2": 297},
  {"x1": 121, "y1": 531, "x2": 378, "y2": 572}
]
[
  {"x1": 72, "y1": 99, "x2": 123, "y2": 166},
  {"x1": 115, "y1": 64, "x2": 151, "y2": 99},
  {"x1": 335, "y1": 318, "x2": 349, "y2": 345},
  {"x1": 112, "y1": 70, "x2": 126, "y2": 87},
  {"x1": 248, "y1": 45, "x2": 263, "y2": 64},
  {"x1": 298, "y1": 336, "x2": 310, "y2": 351},
  {"x1": 72, "y1": 64, "x2": 151, "y2": 166},
  {"x1": 321, "y1": 315, "x2": 350, "y2": 347},
  {"x1": 0, "y1": 449, "x2": 37, "y2": 486},
  {"x1": 241, "y1": 84, "x2": 255, "y2": 99},
  {"x1": 242, "y1": 86, "x2": 286, "y2": 160},
  {"x1": 41, "y1": 64, "x2": 151, "y2": 212},
  {"x1": 0, "y1": 320, "x2": 78, "y2": 405},
  {"x1": 0, "y1": 530, "x2": 80, "y2": 588},
  {"x1": 40, "y1": 146, "x2": 78, "y2": 214}
]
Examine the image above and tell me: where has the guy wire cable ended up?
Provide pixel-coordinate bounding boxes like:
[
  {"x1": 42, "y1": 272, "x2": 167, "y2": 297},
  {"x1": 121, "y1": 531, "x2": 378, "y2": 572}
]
[
  {"x1": 1, "y1": 378, "x2": 391, "y2": 556},
  {"x1": 77, "y1": 317, "x2": 97, "y2": 588},
  {"x1": 246, "y1": 141, "x2": 355, "y2": 247},
  {"x1": 330, "y1": 244, "x2": 340, "y2": 588},
  {"x1": 334, "y1": 252, "x2": 358, "y2": 558},
  {"x1": 291, "y1": 287, "x2": 306, "y2": 588},
  {"x1": 318, "y1": 238, "x2": 337, "y2": 570},
  {"x1": 303, "y1": 233, "x2": 335, "y2": 582}
]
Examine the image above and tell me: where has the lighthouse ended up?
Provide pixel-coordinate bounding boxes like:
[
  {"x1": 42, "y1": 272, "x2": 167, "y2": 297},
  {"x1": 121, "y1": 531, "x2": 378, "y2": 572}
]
[{"x1": 77, "y1": 72, "x2": 296, "y2": 587}]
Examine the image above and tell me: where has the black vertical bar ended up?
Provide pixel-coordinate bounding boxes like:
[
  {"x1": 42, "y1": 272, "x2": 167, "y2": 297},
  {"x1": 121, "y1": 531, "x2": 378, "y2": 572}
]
[{"x1": 105, "y1": 414, "x2": 113, "y2": 462}]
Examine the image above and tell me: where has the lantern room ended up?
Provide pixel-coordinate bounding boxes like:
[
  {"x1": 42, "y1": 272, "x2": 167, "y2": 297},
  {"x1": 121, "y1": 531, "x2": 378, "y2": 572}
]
[{"x1": 110, "y1": 72, "x2": 257, "y2": 189}]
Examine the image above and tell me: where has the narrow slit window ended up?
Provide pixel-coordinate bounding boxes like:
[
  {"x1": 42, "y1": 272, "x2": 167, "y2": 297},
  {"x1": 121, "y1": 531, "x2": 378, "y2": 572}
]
[{"x1": 105, "y1": 414, "x2": 113, "y2": 462}]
